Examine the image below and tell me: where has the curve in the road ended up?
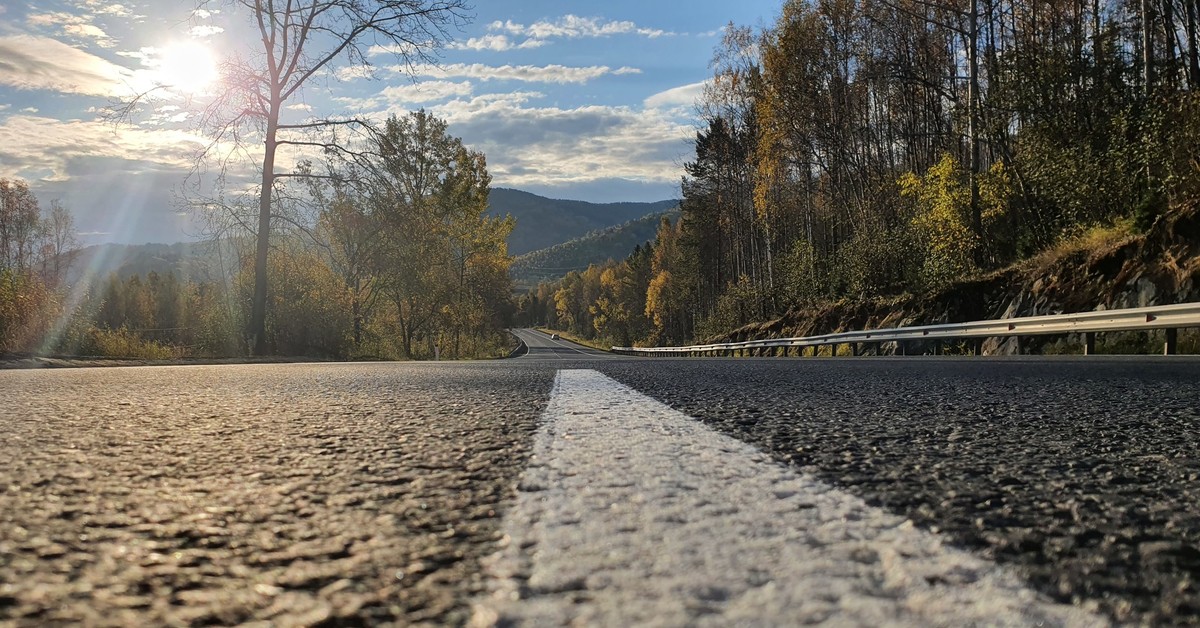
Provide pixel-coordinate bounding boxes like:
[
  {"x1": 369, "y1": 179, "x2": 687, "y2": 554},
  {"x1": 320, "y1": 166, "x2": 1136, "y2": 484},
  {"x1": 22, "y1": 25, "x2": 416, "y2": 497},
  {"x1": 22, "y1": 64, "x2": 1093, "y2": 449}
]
[{"x1": 510, "y1": 328, "x2": 618, "y2": 360}]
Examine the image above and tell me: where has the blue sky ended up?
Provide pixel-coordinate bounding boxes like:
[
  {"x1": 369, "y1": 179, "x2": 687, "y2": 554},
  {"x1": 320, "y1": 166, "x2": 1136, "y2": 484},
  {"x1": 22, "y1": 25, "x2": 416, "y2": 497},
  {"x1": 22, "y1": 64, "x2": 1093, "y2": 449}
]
[{"x1": 0, "y1": 0, "x2": 780, "y2": 244}]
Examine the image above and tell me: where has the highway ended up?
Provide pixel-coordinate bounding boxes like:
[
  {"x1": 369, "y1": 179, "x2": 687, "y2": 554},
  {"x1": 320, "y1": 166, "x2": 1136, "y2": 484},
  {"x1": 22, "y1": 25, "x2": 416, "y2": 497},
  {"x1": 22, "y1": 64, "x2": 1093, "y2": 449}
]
[{"x1": 2, "y1": 331, "x2": 1198, "y2": 625}]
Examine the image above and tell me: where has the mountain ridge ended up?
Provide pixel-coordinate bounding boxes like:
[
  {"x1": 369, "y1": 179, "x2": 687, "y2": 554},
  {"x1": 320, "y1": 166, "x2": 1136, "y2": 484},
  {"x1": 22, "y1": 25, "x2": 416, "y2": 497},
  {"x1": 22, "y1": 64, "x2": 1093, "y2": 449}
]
[
  {"x1": 486, "y1": 188, "x2": 678, "y2": 256},
  {"x1": 63, "y1": 189, "x2": 679, "y2": 285},
  {"x1": 510, "y1": 210, "x2": 678, "y2": 288}
]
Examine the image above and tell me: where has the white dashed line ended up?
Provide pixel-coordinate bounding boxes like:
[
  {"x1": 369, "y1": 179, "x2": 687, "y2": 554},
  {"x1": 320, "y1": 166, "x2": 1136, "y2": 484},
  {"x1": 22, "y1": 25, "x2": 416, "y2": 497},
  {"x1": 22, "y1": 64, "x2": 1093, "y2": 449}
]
[{"x1": 473, "y1": 369, "x2": 1108, "y2": 627}]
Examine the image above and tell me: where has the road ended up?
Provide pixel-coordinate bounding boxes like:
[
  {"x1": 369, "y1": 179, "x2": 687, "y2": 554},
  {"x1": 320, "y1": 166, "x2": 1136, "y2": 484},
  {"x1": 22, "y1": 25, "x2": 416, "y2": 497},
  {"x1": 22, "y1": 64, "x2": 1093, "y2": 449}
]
[
  {"x1": 1, "y1": 330, "x2": 1198, "y2": 625},
  {"x1": 509, "y1": 328, "x2": 616, "y2": 360}
]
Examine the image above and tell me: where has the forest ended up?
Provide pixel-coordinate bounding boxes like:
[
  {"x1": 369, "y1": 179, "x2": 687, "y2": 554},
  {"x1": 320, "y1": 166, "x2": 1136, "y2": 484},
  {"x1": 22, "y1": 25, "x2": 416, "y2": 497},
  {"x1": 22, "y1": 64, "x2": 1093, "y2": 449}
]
[
  {"x1": 1, "y1": 111, "x2": 515, "y2": 360},
  {"x1": 520, "y1": 0, "x2": 1200, "y2": 348}
]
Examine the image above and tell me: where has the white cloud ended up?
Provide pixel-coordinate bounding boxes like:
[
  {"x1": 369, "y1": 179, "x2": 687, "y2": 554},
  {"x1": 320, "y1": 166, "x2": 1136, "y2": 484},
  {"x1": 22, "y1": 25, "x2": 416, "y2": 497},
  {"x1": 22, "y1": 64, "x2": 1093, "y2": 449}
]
[
  {"x1": 20, "y1": 107, "x2": 39, "y2": 113},
  {"x1": 64, "y1": 24, "x2": 116, "y2": 48},
  {"x1": 116, "y1": 47, "x2": 158, "y2": 66},
  {"x1": 644, "y1": 81, "x2": 707, "y2": 111},
  {"x1": 0, "y1": 114, "x2": 213, "y2": 182},
  {"x1": 0, "y1": 35, "x2": 134, "y2": 98},
  {"x1": 449, "y1": 35, "x2": 546, "y2": 52},
  {"x1": 491, "y1": 15, "x2": 671, "y2": 40},
  {"x1": 95, "y1": 3, "x2": 132, "y2": 17},
  {"x1": 336, "y1": 65, "x2": 376, "y2": 81},
  {"x1": 29, "y1": 12, "x2": 118, "y2": 48},
  {"x1": 286, "y1": 103, "x2": 313, "y2": 112},
  {"x1": 414, "y1": 63, "x2": 642, "y2": 85},
  {"x1": 190, "y1": 25, "x2": 224, "y2": 37},
  {"x1": 430, "y1": 95, "x2": 691, "y2": 188},
  {"x1": 336, "y1": 80, "x2": 475, "y2": 110},
  {"x1": 379, "y1": 80, "x2": 473, "y2": 104}
]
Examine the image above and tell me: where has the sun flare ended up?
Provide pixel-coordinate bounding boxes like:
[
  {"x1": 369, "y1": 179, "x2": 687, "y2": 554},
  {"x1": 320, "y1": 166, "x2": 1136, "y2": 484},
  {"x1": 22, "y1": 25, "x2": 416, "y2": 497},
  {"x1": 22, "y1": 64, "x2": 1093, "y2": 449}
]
[{"x1": 157, "y1": 41, "x2": 218, "y2": 94}]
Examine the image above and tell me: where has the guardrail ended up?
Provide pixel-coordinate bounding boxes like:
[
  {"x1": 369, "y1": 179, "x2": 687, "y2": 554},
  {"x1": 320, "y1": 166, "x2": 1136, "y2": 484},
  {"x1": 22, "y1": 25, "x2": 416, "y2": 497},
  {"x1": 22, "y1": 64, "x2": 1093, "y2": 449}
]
[{"x1": 611, "y1": 302, "x2": 1200, "y2": 357}]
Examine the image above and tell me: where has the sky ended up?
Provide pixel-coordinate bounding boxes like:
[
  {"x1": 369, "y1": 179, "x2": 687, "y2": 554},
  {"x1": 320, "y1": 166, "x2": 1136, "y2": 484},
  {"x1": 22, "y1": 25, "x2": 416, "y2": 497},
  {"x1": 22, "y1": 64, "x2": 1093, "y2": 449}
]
[{"x1": 0, "y1": 0, "x2": 781, "y2": 245}]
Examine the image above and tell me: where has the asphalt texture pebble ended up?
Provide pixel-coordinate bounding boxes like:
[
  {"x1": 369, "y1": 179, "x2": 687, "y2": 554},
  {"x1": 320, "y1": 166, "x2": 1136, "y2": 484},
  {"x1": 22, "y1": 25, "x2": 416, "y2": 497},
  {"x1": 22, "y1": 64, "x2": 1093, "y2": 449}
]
[
  {"x1": 0, "y1": 363, "x2": 552, "y2": 626},
  {"x1": 599, "y1": 356, "x2": 1200, "y2": 625}
]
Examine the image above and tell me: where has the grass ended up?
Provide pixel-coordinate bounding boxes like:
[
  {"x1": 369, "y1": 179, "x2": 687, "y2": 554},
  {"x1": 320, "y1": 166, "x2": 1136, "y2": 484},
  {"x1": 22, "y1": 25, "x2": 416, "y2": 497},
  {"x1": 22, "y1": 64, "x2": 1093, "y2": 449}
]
[
  {"x1": 1024, "y1": 217, "x2": 1138, "y2": 275},
  {"x1": 83, "y1": 327, "x2": 181, "y2": 360},
  {"x1": 536, "y1": 328, "x2": 613, "y2": 352}
]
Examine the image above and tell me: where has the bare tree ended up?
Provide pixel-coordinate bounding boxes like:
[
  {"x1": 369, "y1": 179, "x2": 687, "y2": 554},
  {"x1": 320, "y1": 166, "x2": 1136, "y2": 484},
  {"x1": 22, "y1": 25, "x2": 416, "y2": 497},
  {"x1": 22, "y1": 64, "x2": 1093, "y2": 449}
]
[
  {"x1": 41, "y1": 200, "x2": 80, "y2": 286},
  {"x1": 186, "y1": 0, "x2": 470, "y2": 355}
]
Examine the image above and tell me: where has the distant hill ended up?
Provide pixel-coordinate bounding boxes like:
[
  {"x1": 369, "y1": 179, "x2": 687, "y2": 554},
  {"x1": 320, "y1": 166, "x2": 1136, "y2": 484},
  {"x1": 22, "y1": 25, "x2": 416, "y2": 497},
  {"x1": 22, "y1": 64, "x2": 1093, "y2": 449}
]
[
  {"x1": 65, "y1": 241, "x2": 239, "y2": 287},
  {"x1": 487, "y1": 188, "x2": 678, "y2": 256},
  {"x1": 510, "y1": 210, "x2": 679, "y2": 288},
  {"x1": 58, "y1": 188, "x2": 680, "y2": 288}
]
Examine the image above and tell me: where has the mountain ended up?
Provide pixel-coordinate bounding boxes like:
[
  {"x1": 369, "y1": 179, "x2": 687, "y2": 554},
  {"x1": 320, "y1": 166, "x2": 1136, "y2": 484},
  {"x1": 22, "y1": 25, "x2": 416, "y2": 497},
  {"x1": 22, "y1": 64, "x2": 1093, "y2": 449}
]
[
  {"x1": 487, "y1": 188, "x2": 678, "y2": 256},
  {"x1": 510, "y1": 210, "x2": 679, "y2": 288},
  {"x1": 58, "y1": 189, "x2": 680, "y2": 287},
  {"x1": 65, "y1": 240, "x2": 237, "y2": 287}
]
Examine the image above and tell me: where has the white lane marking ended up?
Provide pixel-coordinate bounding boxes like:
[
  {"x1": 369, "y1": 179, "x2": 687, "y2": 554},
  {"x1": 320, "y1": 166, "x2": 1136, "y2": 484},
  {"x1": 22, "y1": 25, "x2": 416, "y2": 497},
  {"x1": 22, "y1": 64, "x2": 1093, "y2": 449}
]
[{"x1": 472, "y1": 369, "x2": 1107, "y2": 627}]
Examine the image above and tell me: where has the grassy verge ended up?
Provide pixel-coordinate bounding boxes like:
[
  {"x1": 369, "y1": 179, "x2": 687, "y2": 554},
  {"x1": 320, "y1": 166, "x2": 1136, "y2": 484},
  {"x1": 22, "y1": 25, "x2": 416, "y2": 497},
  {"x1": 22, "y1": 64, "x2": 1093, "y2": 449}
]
[{"x1": 536, "y1": 328, "x2": 613, "y2": 352}]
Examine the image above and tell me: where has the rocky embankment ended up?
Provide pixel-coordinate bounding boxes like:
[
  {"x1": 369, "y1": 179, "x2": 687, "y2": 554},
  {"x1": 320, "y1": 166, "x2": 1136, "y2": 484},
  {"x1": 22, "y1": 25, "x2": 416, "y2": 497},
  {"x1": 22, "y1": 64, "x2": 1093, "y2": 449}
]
[{"x1": 712, "y1": 203, "x2": 1200, "y2": 355}]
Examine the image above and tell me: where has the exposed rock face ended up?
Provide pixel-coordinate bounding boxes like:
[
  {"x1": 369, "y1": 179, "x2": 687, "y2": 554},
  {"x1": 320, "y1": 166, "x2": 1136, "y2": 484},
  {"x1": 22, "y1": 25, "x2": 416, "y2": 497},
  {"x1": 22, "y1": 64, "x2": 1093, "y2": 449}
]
[{"x1": 711, "y1": 203, "x2": 1200, "y2": 355}]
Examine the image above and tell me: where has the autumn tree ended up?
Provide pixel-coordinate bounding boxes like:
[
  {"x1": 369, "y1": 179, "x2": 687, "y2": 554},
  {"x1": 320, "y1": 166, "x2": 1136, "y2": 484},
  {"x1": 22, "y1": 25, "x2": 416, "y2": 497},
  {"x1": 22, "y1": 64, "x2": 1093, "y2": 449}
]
[
  {"x1": 186, "y1": 0, "x2": 470, "y2": 356},
  {"x1": 0, "y1": 180, "x2": 81, "y2": 353},
  {"x1": 369, "y1": 110, "x2": 511, "y2": 358}
]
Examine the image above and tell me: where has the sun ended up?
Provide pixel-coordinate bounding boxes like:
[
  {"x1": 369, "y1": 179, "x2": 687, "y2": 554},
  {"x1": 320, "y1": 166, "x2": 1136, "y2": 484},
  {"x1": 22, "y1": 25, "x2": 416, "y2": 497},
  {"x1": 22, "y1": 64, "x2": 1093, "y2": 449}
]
[{"x1": 157, "y1": 41, "x2": 219, "y2": 94}]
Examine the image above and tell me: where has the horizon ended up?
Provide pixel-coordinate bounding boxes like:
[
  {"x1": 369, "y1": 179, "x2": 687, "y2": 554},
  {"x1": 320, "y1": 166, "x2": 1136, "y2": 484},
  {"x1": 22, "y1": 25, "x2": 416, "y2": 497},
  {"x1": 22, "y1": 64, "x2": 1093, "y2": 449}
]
[{"x1": 72, "y1": 187, "x2": 683, "y2": 248}]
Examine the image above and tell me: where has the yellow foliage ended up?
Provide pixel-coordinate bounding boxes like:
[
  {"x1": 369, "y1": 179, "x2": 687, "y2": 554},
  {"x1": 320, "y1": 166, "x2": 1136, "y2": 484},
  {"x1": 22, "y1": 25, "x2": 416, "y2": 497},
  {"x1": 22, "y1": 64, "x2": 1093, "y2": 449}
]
[
  {"x1": 645, "y1": 270, "x2": 674, "y2": 330},
  {"x1": 900, "y1": 154, "x2": 978, "y2": 288},
  {"x1": 85, "y1": 327, "x2": 178, "y2": 359}
]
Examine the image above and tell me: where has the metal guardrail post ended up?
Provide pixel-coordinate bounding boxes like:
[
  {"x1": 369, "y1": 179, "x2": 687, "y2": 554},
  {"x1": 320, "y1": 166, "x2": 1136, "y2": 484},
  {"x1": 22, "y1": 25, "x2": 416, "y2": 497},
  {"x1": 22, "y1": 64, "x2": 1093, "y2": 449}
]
[
  {"x1": 1165, "y1": 328, "x2": 1178, "y2": 355},
  {"x1": 1084, "y1": 332, "x2": 1096, "y2": 356}
]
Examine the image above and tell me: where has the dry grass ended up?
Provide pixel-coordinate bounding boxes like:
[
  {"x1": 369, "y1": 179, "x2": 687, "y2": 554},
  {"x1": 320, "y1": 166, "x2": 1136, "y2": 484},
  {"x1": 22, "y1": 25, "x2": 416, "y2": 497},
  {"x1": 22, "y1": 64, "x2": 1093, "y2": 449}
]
[{"x1": 1024, "y1": 217, "x2": 1139, "y2": 276}]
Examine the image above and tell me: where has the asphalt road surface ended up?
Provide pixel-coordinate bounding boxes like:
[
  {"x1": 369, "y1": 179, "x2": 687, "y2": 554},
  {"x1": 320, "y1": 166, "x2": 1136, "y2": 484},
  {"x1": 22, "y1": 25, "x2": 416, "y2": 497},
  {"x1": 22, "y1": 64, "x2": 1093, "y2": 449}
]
[{"x1": 2, "y1": 330, "x2": 1198, "y2": 625}]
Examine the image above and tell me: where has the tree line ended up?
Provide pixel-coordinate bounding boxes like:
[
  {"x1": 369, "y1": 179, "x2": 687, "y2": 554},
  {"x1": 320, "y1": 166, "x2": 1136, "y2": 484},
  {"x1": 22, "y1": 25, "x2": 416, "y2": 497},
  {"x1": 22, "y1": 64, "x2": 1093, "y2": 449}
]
[
  {"x1": 0, "y1": 111, "x2": 515, "y2": 360},
  {"x1": 522, "y1": 0, "x2": 1200, "y2": 348}
]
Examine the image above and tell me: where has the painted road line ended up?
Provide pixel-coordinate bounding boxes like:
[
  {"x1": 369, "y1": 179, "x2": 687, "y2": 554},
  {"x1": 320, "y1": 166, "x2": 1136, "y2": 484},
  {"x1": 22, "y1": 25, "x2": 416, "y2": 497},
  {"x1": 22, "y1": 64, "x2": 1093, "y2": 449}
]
[{"x1": 472, "y1": 369, "x2": 1107, "y2": 627}]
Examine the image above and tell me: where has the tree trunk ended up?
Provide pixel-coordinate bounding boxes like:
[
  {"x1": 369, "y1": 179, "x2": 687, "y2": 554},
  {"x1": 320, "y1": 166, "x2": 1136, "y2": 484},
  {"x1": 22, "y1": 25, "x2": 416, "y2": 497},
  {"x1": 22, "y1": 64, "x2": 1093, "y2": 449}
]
[
  {"x1": 1163, "y1": 0, "x2": 1178, "y2": 86},
  {"x1": 351, "y1": 275, "x2": 362, "y2": 347},
  {"x1": 1186, "y1": 0, "x2": 1200, "y2": 87},
  {"x1": 1143, "y1": 0, "x2": 1156, "y2": 96},
  {"x1": 968, "y1": 0, "x2": 983, "y2": 260},
  {"x1": 250, "y1": 97, "x2": 280, "y2": 356}
]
